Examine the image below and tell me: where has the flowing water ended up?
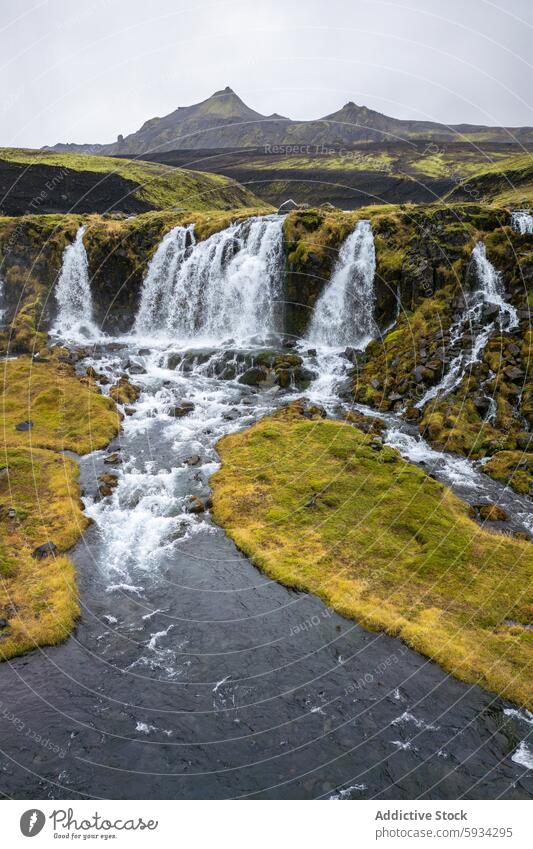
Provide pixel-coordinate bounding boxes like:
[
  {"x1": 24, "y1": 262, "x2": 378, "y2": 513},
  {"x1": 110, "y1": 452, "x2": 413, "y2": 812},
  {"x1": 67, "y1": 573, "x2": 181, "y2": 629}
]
[
  {"x1": 0, "y1": 218, "x2": 531, "y2": 800},
  {"x1": 511, "y1": 210, "x2": 533, "y2": 235},
  {"x1": 308, "y1": 219, "x2": 377, "y2": 347},
  {"x1": 52, "y1": 225, "x2": 99, "y2": 342},
  {"x1": 415, "y1": 241, "x2": 518, "y2": 409}
]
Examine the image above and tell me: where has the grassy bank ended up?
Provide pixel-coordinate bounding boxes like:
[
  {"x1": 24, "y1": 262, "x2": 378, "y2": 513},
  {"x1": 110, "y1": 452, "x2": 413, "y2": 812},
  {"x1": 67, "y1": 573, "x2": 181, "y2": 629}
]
[
  {"x1": 0, "y1": 357, "x2": 120, "y2": 659},
  {"x1": 211, "y1": 404, "x2": 533, "y2": 708}
]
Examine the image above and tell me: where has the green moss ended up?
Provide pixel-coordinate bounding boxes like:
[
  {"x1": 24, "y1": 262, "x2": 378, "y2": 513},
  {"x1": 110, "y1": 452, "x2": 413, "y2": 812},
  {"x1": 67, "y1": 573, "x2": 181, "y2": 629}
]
[{"x1": 212, "y1": 405, "x2": 533, "y2": 708}]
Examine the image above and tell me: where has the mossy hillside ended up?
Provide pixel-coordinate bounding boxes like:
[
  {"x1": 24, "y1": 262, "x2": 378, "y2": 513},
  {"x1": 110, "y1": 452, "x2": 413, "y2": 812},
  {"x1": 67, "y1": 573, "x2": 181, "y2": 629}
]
[
  {"x1": 211, "y1": 405, "x2": 533, "y2": 708},
  {"x1": 0, "y1": 357, "x2": 120, "y2": 659},
  {"x1": 283, "y1": 203, "x2": 510, "y2": 336},
  {"x1": 0, "y1": 148, "x2": 263, "y2": 212},
  {"x1": 446, "y1": 154, "x2": 533, "y2": 207}
]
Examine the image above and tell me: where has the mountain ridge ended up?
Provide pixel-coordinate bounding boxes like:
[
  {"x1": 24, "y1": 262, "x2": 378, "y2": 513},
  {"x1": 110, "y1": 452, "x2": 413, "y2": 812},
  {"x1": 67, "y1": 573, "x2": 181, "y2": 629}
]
[{"x1": 46, "y1": 87, "x2": 533, "y2": 155}]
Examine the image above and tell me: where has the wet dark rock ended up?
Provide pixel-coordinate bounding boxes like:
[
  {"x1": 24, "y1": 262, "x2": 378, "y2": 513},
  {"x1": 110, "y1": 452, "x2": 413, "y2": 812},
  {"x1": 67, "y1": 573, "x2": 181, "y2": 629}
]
[
  {"x1": 282, "y1": 338, "x2": 297, "y2": 349},
  {"x1": 223, "y1": 409, "x2": 240, "y2": 421},
  {"x1": 474, "y1": 396, "x2": 491, "y2": 415},
  {"x1": 15, "y1": 420, "x2": 33, "y2": 431},
  {"x1": 307, "y1": 349, "x2": 317, "y2": 357},
  {"x1": 0, "y1": 618, "x2": 9, "y2": 629},
  {"x1": 238, "y1": 366, "x2": 269, "y2": 386},
  {"x1": 293, "y1": 367, "x2": 316, "y2": 388},
  {"x1": 172, "y1": 402, "x2": 195, "y2": 417},
  {"x1": 32, "y1": 541, "x2": 58, "y2": 560},
  {"x1": 187, "y1": 495, "x2": 206, "y2": 514},
  {"x1": 126, "y1": 360, "x2": 147, "y2": 375},
  {"x1": 342, "y1": 347, "x2": 359, "y2": 364},
  {"x1": 124, "y1": 407, "x2": 135, "y2": 416},
  {"x1": 504, "y1": 366, "x2": 524, "y2": 382},
  {"x1": 413, "y1": 365, "x2": 425, "y2": 383},
  {"x1": 516, "y1": 433, "x2": 532, "y2": 450},
  {"x1": 98, "y1": 473, "x2": 118, "y2": 497},
  {"x1": 184, "y1": 455, "x2": 201, "y2": 466}
]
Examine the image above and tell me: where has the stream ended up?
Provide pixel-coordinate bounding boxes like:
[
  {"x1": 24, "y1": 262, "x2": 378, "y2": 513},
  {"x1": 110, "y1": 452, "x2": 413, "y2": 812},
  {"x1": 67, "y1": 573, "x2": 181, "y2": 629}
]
[{"x1": 0, "y1": 216, "x2": 532, "y2": 800}]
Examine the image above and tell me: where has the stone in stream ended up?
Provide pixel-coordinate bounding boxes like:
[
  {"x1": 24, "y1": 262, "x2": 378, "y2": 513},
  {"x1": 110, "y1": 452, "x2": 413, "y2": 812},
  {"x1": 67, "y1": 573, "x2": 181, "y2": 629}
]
[
  {"x1": 98, "y1": 473, "x2": 119, "y2": 497},
  {"x1": 15, "y1": 420, "x2": 33, "y2": 431},
  {"x1": 103, "y1": 452, "x2": 121, "y2": 464},
  {"x1": 238, "y1": 366, "x2": 269, "y2": 386},
  {"x1": 172, "y1": 401, "x2": 195, "y2": 417},
  {"x1": 187, "y1": 495, "x2": 206, "y2": 514},
  {"x1": 32, "y1": 542, "x2": 58, "y2": 560},
  {"x1": 184, "y1": 455, "x2": 201, "y2": 466}
]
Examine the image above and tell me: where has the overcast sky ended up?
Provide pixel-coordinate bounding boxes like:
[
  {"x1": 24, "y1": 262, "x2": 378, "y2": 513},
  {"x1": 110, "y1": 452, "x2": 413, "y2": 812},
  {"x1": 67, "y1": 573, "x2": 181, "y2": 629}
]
[{"x1": 1, "y1": 0, "x2": 532, "y2": 148}]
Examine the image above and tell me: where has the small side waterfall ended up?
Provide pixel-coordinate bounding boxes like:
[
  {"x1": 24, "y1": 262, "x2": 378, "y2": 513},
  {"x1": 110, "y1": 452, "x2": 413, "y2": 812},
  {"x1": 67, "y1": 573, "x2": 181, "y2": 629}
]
[
  {"x1": 53, "y1": 226, "x2": 99, "y2": 341},
  {"x1": 134, "y1": 215, "x2": 284, "y2": 343},
  {"x1": 511, "y1": 210, "x2": 533, "y2": 234},
  {"x1": 416, "y1": 241, "x2": 518, "y2": 409},
  {"x1": 308, "y1": 219, "x2": 376, "y2": 347},
  {"x1": 0, "y1": 277, "x2": 5, "y2": 324}
]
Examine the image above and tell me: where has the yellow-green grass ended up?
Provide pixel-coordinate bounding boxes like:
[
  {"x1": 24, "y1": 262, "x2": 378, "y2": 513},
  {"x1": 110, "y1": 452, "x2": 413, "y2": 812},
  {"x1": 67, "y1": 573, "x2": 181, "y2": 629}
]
[
  {"x1": 1, "y1": 358, "x2": 119, "y2": 454},
  {"x1": 211, "y1": 406, "x2": 533, "y2": 708},
  {"x1": 0, "y1": 357, "x2": 120, "y2": 659},
  {"x1": 0, "y1": 147, "x2": 263, "y2": 211}
]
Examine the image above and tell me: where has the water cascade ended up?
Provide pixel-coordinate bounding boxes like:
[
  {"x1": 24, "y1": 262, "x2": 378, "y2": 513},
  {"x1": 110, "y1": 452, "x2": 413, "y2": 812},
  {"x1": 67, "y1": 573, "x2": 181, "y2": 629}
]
[
  {"x1": 511, "y1": 209, "x2": 533, "y2": 234},
  {"x1": 415, "y1": 241, "x2": 518, "y2": 409},
  {"x1": 134, "y1": 215, "x2": 284, "y2": 343},
  {"x1": 0, "y1": 277, "x2": 5, "y2": 324},
  {"x1": 53, "y1": 225, "x2": 99, "y2": 341},
  {"x1": 308, "y1": 219, "x2": 377, "y2": 347}
]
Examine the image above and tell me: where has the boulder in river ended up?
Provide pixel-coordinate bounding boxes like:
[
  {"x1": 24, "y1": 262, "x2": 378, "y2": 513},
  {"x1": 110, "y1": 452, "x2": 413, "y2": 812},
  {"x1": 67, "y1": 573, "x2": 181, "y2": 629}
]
[
  {"x1": 238, "y1": 366, "x2": 269, "y2": 386},
  {"x1": 172, "y1": 401, "x2": 195, "y2": 417}
]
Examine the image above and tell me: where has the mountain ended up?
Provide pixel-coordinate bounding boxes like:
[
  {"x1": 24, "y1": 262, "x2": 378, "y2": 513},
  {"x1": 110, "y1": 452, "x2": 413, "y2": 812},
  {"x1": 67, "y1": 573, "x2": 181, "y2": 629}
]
[{"x1": 47, "y1": 87, "x2": 533, "y2": 155}]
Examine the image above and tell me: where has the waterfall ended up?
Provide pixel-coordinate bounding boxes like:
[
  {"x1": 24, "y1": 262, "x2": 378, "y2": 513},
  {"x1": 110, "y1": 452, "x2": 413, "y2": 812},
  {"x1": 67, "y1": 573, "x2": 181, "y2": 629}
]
[
  {"x1": 511, "y1": 210, "x2": 533, "y2": 234},
  {"x1": 416, "y1": 241, "x2": 518, "y2": 409},
  {"x1": 308, "y1": 219, "x2": 376, "y2": 347},
  {"x1": 134, "y1": 215, "x2": 284, "y2": 343},
  {"x1": 53, "y1": 226, "x2": 99, "y2": 341},
  {"x1": 135, "y1": 224, "x2": 195, "y2": 332}
]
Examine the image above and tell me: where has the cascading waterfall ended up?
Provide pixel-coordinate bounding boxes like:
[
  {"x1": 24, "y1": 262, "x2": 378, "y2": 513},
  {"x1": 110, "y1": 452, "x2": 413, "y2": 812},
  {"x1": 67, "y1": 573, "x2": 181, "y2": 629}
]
[
  {"x1": 308, "y1": 219, "x2": 377, "y2": 347},
  {"x1": 53, "y1": 225, "x2": 99, "y2": 341},
  {"x1": 511, "y1": 209, "x2": 533, "y2": 234},
  {"x1": 134, "y1": 215, "x2": 284, "y2": 343},
  {"x1": 416, "y1": 241, "x2": 518, "y2": 409}
]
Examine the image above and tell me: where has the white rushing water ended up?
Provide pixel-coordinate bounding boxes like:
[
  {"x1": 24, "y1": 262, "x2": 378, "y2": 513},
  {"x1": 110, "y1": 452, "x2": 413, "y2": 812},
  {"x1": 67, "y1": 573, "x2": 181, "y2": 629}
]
[
  {"x1": 53, "y1": 225, "x2": 99, "y2": 341},
  {"x1": 416, "y1": 241, "x2": 518, "y2": 409},
  {"x1": 511, "y1": 209, "x2": 533, "y2": 235},
  {"x1": 134, "y1": 215, "x2": 284, "y2": 344},
  {"x1": 308, "y1": 219, "x2": 377, "y2": 347},
  {"x1": 0, "y1": 277, "x2": 5, "y2": 323}
]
